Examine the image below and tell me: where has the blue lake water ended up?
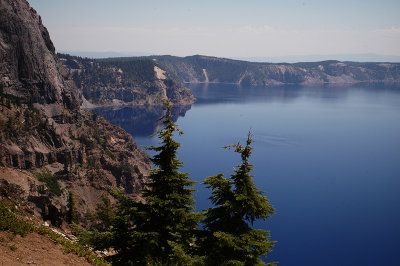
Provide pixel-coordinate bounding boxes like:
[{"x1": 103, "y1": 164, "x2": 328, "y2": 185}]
[{"x1": 93, "y1": 84, "x2": 400, "y2": 266}]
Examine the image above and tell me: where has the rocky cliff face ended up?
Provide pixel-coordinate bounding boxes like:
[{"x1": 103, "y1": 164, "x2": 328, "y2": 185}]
[
  {"x1": 0, "y1": 0, "x2": 151, "y2": 226},
  {"x1": 58, "y1": 54, "x2": 195, "y2": 107},
  {"x1": 0, "y1": 0, "x2": 80, "y2": 111},
  {"x1": 153, "y1": 55, "x2": 400, "y2": 86}
]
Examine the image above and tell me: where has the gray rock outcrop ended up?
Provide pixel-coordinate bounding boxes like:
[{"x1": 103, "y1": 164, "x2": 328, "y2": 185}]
[{"x1": 0, "y1": 0, "x2": 151, "y2": 226}]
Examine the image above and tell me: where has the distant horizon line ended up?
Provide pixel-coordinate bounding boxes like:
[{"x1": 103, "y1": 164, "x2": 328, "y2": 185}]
[{"x1": 58, "y1": 50, "x2": 400, "y2": 63}]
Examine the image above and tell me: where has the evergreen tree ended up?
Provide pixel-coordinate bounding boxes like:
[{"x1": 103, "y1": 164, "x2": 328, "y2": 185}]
[
  {"x1": 96, "y1": 194, "x2": 115, "y2": 230},
  {"x1": 67, "y1": 191, "x2": 77, "y2": 224},
  {"x1": 130, "y1": 98, "x2": 202, "y2": 264},
  {"x1": 73, "y1": 189, "x2": 133, "y2": 256},
  {"x1": 84, "y1": 99, "x2": 202, "y2": 265},
  {"x1": 201, "y1": 132, "x2": 276, "y2": 265},
  {"x1": 75, "y1": 104, "x2": 277, "y2": 265}
]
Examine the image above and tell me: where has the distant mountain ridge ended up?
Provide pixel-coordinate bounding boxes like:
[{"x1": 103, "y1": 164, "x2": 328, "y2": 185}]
[
  {"x1": 234, "y1": 53, "x2": 400, "y2": 64},
  {"x1": 59, "y1": 51, "x2": 400, "y2": 64},
  {"x1": 58, "y1": 54, "x2": 195, "y2": 107},
  {"x1": 58, "y1": 54, "x2": 400, "y2": 97},
  {"x1": 58, "y1": 51, "x2": 152, "y2": 59},
  {"x1": 151, "y1": 55, "x2": 400, "y2": 86}
]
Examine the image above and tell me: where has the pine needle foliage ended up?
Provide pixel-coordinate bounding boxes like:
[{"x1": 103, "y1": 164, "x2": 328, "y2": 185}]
[
  {"x1": 134, "y1": 98, "x2": 202, "y2": 264},
  {"x1": 77, "y1": 103, "x2": 277, "y2": 265},
  {"x1": 201, "y1": 132, "x2": 276, "y2": 265},
  {"x1": 67, "y1": 192, "x2": 77, "y2": 224},
  {"x1": 88, "y1": 99, "x2": 202, "y2": 265}
]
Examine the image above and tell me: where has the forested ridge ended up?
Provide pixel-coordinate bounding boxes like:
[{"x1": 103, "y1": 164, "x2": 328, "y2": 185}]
[
  {"x1": 151, "y1": 55, "x2": 400, "y2": 86},
  {"x1": 58, "y1": 54, "x2": 195, "y2": 106}
]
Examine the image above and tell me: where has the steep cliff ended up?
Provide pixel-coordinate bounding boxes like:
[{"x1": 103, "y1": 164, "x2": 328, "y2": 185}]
[
  {"x1": 0, "y1": 0, "x2": 80, "y2": 111},
  {"x1": 58, "y1": 54, "x2": 195, "y2": 107},
  {"x1": 0, "y1": 0, "x2": 151, "y2": 226},
  {"x1": 153, "y1": 55, "x2": 400, "y2": 86}
]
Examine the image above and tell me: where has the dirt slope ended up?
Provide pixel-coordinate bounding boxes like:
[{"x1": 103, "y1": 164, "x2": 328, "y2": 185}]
[{"x1": 0, "y1": 231, "x2": 91, "y2": 266}]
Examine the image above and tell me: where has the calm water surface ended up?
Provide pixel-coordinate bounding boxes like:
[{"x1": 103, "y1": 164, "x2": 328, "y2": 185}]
[{"x1": 93, "y1": 84, "x2": 400, "y2": 266}]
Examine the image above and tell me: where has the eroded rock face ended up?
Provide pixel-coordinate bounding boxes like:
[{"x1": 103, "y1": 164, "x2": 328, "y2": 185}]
[
  {"x1": 58, "y1": 54, "x2": 195, "y2": 107},
  {"x1": 0, "y1": 0, "x2": 151, "y2": 226},
  {"x1": 0, "y1": 0, "x2": 80, "y2": 111}
]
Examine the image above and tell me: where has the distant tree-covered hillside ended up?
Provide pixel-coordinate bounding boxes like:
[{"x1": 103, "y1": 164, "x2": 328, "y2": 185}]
[
  {"x1": 152, "y1": 55, "x2": 400, "y2": 86},
  {"x1": 58, "y1": 54, "x2": 195, "y2": 106}
]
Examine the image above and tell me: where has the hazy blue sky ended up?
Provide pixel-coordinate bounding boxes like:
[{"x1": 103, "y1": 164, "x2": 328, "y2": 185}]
[{"x1": 29, "y1": 0, "x2": 400, "y2": 58}]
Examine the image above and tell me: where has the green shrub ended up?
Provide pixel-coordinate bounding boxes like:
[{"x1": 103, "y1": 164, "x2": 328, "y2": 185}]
[
  {"x1": 34, "y1": 169, "x2": 62, "y2": 196},
  {"x1": 0, "y1": 200, "x2": 34, "y2": 236}
]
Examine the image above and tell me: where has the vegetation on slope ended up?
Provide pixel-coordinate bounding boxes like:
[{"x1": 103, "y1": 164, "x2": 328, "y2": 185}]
[
  {"x1": 58, "y1": 54, "x2": 195, "y2": 106},
  {"x1": 0, "y1": 188, "x2": 109, "y2": 266},
  {"x1": 0, "y1": 87, "x2": 151, "y2": 222}
]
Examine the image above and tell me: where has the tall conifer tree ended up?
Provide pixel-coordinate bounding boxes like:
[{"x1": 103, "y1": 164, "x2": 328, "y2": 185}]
[
  {"x1": 201, "y1": 132, "x2": 276, "y2": 265},
  {"x1": 67, "y1": 191, "x2": 77, "y2": 224},
  {"x1": 132, "y1": 98, "x2": 202, "y2": 264},
  {"x1": 80, "y1": 100, "x2": 202, "y2": 265}
]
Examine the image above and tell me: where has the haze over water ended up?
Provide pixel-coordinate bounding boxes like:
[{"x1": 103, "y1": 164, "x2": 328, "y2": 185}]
[{"x1": 93, "y1": 84, "x2": 400, "y2": 265}]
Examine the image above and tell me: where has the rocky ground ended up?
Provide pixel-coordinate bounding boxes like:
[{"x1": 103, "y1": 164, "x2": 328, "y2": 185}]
[{"x1": 0, "y1": 231, "x2": 92, "y2": 266}]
